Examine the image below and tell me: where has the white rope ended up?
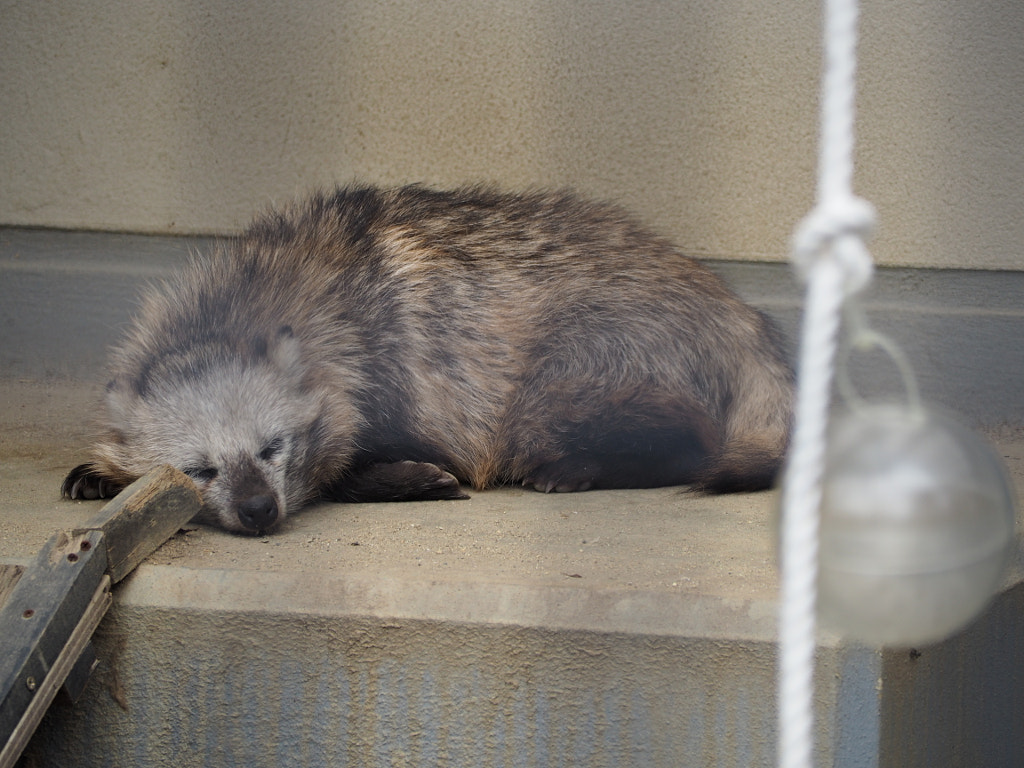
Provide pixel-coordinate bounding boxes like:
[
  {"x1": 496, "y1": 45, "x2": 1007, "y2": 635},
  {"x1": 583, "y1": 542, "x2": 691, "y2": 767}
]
[
  {"x1": 777, "y1": 263, "x2": 843, "y2": 768},
  {"x1": 778, "y1": 0, "x2": 876, "y2": 766}
]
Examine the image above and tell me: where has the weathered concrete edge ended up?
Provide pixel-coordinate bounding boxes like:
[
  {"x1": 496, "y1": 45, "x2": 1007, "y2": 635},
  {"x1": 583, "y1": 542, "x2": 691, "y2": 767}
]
[
  {"x1": 18, "y1": 547, "x2": 1022, "y2": 649},
  {"x1": 114, "y1": 562, "x2": 787, "y2": 643}
]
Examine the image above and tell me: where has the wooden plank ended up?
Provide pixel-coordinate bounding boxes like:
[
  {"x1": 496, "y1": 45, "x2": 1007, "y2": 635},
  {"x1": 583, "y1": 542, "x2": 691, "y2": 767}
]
[
  {"x1": 0, "y1": 529, "x2": 107, "y2": 760},
  {"x1": 0, "y1": 576, "x2": 110, "y2": 768},
  {"x1": 75, "y1": 465, "x2": 201, "y2": 584}
]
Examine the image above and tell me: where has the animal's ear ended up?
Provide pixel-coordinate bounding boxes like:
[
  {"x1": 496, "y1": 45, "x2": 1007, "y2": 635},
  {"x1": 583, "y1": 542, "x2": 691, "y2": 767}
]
[{"x1": 266, "y1": 325, "x2": 305, "y2": 380}]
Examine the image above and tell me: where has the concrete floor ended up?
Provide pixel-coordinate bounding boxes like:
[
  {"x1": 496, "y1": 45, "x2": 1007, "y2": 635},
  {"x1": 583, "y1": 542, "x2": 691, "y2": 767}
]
[
  {"x1": 4, "y1": 375, "x2": 1023, "y2": 640},
  {"x1": 1, "y1": 376, "x2": 787, "y2": 640}
]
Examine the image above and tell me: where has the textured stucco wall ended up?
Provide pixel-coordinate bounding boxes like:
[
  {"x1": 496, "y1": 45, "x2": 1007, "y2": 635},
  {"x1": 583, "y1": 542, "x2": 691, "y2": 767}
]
[{"x1": 1, "y1": 1, "x2": 1023, "y2": 269}]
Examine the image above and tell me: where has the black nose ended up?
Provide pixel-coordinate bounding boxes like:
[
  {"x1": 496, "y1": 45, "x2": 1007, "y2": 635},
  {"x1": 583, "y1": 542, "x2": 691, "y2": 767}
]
[{"x1": 237, "y1": 494, "x2": 279, "y2": 531}]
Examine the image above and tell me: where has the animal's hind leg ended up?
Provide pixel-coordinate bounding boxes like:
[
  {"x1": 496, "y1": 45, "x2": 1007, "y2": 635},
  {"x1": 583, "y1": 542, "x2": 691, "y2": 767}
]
[
  {"x1": 498, "y1": 345, "x2": 724, "y2": 493},
  {"x1": 520, "y1": 425, "x2": 713, "y2": 493}
]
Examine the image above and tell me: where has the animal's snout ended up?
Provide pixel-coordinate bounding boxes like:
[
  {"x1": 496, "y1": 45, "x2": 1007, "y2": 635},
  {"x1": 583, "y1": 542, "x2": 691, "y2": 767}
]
[{"x1": 237, "y1": 494, "x2": 279, "y2": 531}]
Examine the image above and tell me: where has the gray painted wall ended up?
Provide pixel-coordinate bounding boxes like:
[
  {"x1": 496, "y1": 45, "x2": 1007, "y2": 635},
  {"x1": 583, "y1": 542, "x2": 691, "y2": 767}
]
[{"x1": 4, "y1": 227, "x2": 1022, "y2": 427}]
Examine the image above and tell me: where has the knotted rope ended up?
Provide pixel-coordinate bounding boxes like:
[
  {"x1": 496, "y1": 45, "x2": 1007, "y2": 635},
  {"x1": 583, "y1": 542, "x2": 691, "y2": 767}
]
[{"x1": 778, "y1": 1, "x2": 876, "y2": 766}]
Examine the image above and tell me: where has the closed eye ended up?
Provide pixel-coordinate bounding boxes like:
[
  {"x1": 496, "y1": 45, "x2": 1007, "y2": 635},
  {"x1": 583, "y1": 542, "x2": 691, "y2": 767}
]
[
  {"x1": 258, "y1": 437, "x2": 285, "y2": 462},
  {"x1": 184, "y1": 465, "x2": 218, "y2": 483}
]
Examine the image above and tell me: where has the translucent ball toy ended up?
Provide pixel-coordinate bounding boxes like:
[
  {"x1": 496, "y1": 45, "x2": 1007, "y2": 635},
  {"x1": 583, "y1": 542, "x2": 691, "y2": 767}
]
[{"x1": 818, "y1": 405, "x2": 1017, "y2": 646}]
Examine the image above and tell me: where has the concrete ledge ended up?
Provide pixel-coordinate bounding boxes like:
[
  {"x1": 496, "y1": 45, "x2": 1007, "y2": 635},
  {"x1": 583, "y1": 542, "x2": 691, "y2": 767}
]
[
  {"x1": 119, "y1": 562, "x2": 780, "y2": 641},
  {"x1": 2, "y1": 228, "x2": 1024, "y2": 766},
  {"x1": 0, "y1": 377, "x2": 822, "y2": 767}
]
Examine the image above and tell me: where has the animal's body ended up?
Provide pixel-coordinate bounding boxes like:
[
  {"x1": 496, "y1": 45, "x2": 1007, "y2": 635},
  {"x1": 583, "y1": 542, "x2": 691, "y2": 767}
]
[{"x1": 63, "y1": 185, "x2": 793, "y2": 534}]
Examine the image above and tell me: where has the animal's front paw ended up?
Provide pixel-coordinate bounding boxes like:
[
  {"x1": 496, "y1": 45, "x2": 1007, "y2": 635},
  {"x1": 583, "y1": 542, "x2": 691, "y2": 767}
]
[
  {"x1": 329, "y1": 461, "x2": 470, "y2": 503},
  {"x1": 523, "y1": 456, "x2": 600, "y2": 493},
  {"x1": 61, "y1": 463, "x2": 126, "y2": 500}
]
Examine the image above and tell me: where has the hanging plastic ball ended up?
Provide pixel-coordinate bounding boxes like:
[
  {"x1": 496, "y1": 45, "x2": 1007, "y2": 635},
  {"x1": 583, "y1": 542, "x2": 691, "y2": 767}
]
[{"x1": 818, "y1": 404, "x2": 1017, "y2": 646}]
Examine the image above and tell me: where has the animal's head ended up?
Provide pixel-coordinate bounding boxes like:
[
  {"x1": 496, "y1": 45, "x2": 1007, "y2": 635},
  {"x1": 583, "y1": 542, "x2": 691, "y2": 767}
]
[{"x1": 64, "y1": 326, "x2": 359, "y2": 534}]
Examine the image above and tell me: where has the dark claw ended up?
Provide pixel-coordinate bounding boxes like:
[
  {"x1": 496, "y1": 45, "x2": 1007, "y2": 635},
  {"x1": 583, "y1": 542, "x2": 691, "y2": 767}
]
[
  {"x1": 524, "y1": 457, "x2": 599, "y2": 494},
  {"x1": 61, "y1": 463, "x2": 124, "y2": 501}
]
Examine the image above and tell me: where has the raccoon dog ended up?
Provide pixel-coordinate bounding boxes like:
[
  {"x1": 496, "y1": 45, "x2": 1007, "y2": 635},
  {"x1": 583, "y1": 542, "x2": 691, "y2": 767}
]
[{"x1": 63, "y1": 185, "x2": 793, "y2": 534}]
